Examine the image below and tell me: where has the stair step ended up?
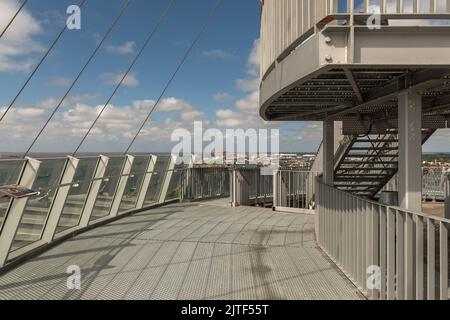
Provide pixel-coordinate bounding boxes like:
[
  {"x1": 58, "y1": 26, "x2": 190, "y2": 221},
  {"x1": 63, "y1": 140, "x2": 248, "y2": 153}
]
[
  {"x1": 344, "y1": 155, "x2": 399, "y2": 158},
  {"x1": 350, "y1": 147, "x2": 398, "y2": 151},
  {"x1": 337, "y1": 167, "x2": 397, "y2": 171},
  {"x1": 341, "y1": 161, "x2": 398, "y2": 165},
  {"x1": 355, "y1": 139, "x2": 398, "y2": 143},
  {"x1": 336, "y1": 184, "x2": 381, "y2": 188},
  {"x1": 335, "y1": 177, "x2": 388, "y2": 181}
]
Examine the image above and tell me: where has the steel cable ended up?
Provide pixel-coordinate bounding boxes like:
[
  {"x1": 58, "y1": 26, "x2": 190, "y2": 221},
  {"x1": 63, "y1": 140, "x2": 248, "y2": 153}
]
[{"x1": 72, "y1": 0, "x2": 176, "y2": 156}]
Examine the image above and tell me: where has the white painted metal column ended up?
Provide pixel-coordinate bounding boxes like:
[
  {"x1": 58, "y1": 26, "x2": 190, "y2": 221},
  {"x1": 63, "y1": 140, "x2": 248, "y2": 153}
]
[
  {"x1": 42, "y1": 156, "x2": 79, "y2": 242},
  {"x1": 323, "y1": 119, "x2": 335, "y2": 186},
  {"x1": 78, "y1": 155, "x2": 109, "y2": 227},
  {"x1": 110, "y1": 155, "x2": 134, "y2": 217},
  {"x1": 0, "y1": 158, "x2": 41, "y2": 267},
  {"x1": 398, "y1": 91, "x2": 423, "y2": 212},
  {"x1": 159, "y1": 156, "x2": 176, "y2": 204},
  {"x1": 135, "y1": 155, "x2": 157, "y2": 209},
  {"x1": 398, "y1": 90, "x2": 423, "y2": 300}
]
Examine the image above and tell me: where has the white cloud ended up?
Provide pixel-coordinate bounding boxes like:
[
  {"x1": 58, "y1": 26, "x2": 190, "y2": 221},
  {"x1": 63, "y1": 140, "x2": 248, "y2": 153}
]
[
  {"x1": 235, "y1": 91, "x2": 259, "y2": 114},
  {"x1": 0, "y1": 96, "x2": 205, "y2": 152},
  {"x1": 0, "y1": 0, "x2": 43, "y2": 72},
  {"x1": 213, "y1": 39, "x2": 266, "y2": 129},
  {"x1": 105, "y1": 41, "x2": 135, "y2": 55},
  {"x1": 100, "y1": 72, "x2": 139, "y2": 87},
  {"x1": 48, "y1": 77, "x2": 72, "y2": 87},
  {"x1": 213, "y1": 92, "x2": 233, "y2": 102},
  {"x1": 235, "y1": 77, "x2": 259, "y2": 92},
  {"x1": 200, "y1": 49, "x2": 236, "y2": 60}
]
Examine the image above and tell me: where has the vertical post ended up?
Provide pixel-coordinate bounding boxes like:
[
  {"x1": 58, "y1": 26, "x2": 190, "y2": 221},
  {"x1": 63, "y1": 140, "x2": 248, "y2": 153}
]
[
  {"x1": 439, "y1": 222, "x2": 448, "y2": 300},
  {"x1": 0, "y1": 157, "x2": 41, "y2": 267},
  {"x1": 42, "y1": 156, "x2": 79, "y2": 242},
  {"x1": 398, "y1": 91, "x2": 422, "y2": 300},
  {"x1": 427, "y1": 218, "x2": 436, "y2": 300},
  {"x1": 159, "y1": 155, "x2": 176, "y2": 204},
  {"x1": 323, "y1": 119, "x2": 335, "y2": 186},
  {"x1": 135, "y1": 155, "x2": 157, "y2": 209},
  {"x1": 396, "y1": 210, "x2": 405, "y2": 300},
  {"x1": 416, "y1": 215, "x2": 424, "y2": 300},
  {"x1": 273, "y1": 170, "x2": 278, "y2": 208},
  {"x1": 445, "y1": 191, "x2": 450, "y2": 219},
  {"x1": 110, "y1": 155, "x2": 134, "y2": 217},
  {"x1": 445, "y1": 171, "x2": 450, "y2": 216},
  {"x1": 231, "y1": 168, "x2": 237, "y2": 207},
  {"x1": 398, "y1": 91, "x2": 422, "y2": 212},
  {"x1": 79, "y1": 155, "x2": 109, "y2": 227}
]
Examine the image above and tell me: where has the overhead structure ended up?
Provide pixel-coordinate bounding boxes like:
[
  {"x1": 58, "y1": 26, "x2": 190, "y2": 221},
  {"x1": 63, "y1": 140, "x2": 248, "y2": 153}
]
[{"x1": 259, "y1": 0, "x2": 450, "y2": 211}]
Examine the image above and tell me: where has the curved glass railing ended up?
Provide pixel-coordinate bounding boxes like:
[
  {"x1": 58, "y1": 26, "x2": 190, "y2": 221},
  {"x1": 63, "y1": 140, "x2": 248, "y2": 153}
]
[{"x1": 0, "y1": 155, "x2": 231, "y2": 267}]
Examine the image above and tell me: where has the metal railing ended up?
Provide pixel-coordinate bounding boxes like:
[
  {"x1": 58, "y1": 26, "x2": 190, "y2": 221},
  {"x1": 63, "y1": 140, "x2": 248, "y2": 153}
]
[
  {"x1": 316, "y1": 178, "x2": 449, "y2": 300},
  {"x1": 0, "y1": 155, "x2": 230, "y2": 268},
  {"x1": 273, "y1": 170, "x2": 319, "y2": 212},
  {"x1": 231, "y1": 166, "x2": 273, "y2": 207},
  {"x1": 260, "y1": 0, "x2": 450, "y2": 80}
]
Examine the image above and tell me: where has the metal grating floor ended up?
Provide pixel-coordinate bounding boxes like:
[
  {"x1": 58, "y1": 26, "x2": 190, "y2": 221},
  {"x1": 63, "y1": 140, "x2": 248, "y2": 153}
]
[{"x1": 0, "y1": 201, "x2": 364, "y2": 300}]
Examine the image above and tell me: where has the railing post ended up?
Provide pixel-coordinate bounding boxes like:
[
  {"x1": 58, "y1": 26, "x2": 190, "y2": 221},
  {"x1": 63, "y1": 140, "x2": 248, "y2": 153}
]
[
  {"x1": 323, "y1": 119, "x2": 335, "y2": 186},
  {"x1": 273, "y1": 170, "x2": 278, "y2": 208},
  {"x1": 427, "y1": 218, "x2": 436, "y2": 300},
  {"x1": 405, "y1": 212, "x2": 415, "y2": 300},
  {"x1": 416, "y1": 215, "x2": 424, "y2": 300},
  {"x1": 370, "y1": 204, "x2": 380, "y2": 300},
  {"x1": 135, "y1": 155, "x2": 157, "y2": 209},
  {"x1": 41, "y1": 156, "x2": 79, "y2": 242},
  {"x1": 110, "y1": 155, "x2": 134, "y2": 217},
  {"x1": 159, "y1": 155, "x2": 176, "y2": 204},
  {"x1": 79, "y1": 155, "x2": 109, "y2": 227},
  {"x1": 387, "y1": 207, "x2": 396, "y2": 300},
  {"x1": 439, "y1": 222, "x2": 448, "y2": 300},
  {"x1": 380, "y1": 206, "x2": 387, "y2": 300},
  {"x1": 0, "y1": 157, "x2": 41, "y2": 267},
  {"x1": 396, "y1": 210, "x2": 405, "y2": 300}
]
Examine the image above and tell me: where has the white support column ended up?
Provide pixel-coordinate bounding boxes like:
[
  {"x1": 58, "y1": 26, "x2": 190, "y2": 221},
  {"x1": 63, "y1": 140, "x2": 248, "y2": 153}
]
[
  {"x1": 398, "y1": 91, "x2": 423, "y2": 212},
  {"x1": 110, "y1": 155, "x2": 134, "y2": 217},
  {"x1": 41, "y1": 156, "x2": 79, "y2": 242},
  {"x1": 78, "y1": 155, "x2": 109, "y2": 227},
  {"x1": 398, "y1": 91, "x2": 422, "y2": 300},
  {"x1": 135, "y1": 155, "x2": 157, "y2": 209},
  {"x1": 0, "y1": 157, "x2": 41, "y2": 267},
  {"x1": 159, "y1": 156, "x2": 176, "y2": 204},
  {"x1": 323, "y1": 119, "x2": 335, "y2": 186}
]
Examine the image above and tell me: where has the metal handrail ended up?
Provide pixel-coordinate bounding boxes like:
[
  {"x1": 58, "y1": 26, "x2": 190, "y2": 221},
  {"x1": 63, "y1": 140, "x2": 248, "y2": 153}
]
[{"x1": 316, "y1": 177, "x2": 449, "y2": 300}]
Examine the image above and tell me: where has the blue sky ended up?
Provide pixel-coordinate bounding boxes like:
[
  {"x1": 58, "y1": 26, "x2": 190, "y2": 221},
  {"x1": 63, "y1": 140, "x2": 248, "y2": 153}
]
[{"x1": 0, "y1": 0, "x2": 447, "y2": 154}]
